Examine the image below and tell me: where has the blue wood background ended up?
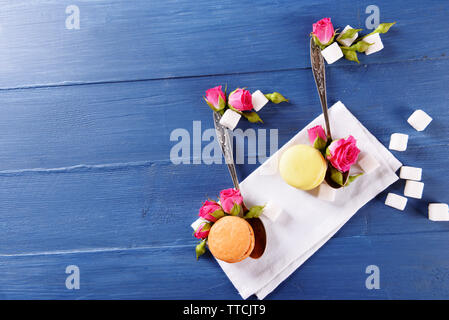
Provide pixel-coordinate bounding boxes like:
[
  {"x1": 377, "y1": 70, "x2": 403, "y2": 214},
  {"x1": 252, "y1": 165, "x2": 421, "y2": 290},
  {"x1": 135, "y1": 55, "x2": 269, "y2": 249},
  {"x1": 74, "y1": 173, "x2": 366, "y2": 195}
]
[{"x1": 0, "y1": 0, "x2": 448, "y2": 299}]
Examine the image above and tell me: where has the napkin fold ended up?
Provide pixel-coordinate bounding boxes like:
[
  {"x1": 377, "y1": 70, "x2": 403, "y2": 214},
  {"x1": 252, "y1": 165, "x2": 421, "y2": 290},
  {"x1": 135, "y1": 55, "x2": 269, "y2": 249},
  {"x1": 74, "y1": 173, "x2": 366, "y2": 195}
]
[{"x1": 216, "y1": 101, "x2": 402, "y2": 299}]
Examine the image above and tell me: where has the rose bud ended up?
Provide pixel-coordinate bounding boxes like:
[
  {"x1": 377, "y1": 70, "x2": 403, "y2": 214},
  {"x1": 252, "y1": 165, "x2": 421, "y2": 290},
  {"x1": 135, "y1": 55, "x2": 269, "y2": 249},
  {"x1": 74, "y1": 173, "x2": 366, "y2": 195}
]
[
  {"x1": 228, "y1": 88, "x2": 253, "y2": 111},
  {"x1": 194, "y1": 221, "x2": 212, "y2": 239},
  {"x1": 307, "y1": 125, "x2": 328, "y2": 150},
  {"x1": 219, "y1": 188, "x2": 244, "y2": 216},
  {"x1": 204, "y1": 86, "x2": 226, "y2": 111},
  {"x1": 198, "y1": 200, "x2": 224, "y2": 222},
  {"x1": 312, "y1": 17, "x2": 335, "y2": 47},
  {"x1": 326, "y1": 135, "x2": 361, "y2": 173},
  {"x1": 195, "y1": 239, "x2": 207, "y2": 260}
]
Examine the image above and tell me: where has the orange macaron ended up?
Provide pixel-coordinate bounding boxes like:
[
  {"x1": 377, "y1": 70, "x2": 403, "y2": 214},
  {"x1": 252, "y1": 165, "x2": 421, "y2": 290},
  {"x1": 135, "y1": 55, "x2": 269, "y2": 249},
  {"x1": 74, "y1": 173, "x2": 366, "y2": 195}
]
[{"x1": 208, "y1": 216, "x2": 255, "y2": 263}]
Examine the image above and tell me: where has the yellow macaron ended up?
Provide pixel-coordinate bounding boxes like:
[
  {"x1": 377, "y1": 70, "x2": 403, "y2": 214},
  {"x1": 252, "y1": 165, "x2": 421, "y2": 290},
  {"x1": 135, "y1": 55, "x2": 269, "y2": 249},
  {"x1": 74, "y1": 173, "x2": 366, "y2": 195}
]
[{"x1": 279, "y1": 144, "x2": 327, "y2": 190}]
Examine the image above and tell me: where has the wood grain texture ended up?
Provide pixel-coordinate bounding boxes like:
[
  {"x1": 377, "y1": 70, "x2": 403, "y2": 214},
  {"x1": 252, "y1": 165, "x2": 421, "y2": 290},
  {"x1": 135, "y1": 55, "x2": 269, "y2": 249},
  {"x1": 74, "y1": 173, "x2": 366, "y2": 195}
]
[
  {"x1": 0, "y1": 0, "x2": 448, "y2": 299},
  {"x1": 0, "y1": 0, "x2": 447, "y2": 88},
  {"x1": 2, "y1": 232, "x2": 449, "y2": 299}
]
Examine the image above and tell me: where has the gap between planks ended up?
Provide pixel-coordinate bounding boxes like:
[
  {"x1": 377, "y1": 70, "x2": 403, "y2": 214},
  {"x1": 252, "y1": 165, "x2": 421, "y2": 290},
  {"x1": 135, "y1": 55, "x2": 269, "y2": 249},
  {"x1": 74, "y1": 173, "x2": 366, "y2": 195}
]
[{"x1": 0, "y1": 56, "x2": 447, "y2": 93}]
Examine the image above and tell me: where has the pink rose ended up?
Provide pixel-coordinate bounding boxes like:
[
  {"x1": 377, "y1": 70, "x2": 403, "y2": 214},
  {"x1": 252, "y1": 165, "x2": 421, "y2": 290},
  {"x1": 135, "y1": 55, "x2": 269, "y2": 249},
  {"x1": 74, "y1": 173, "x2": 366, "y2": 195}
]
[
  {"x1": 205, "y1": 86, "x2": 226, "y2": 111},
  {"x1": 307, "y1": 125, "x2": 327, "y2": 145},
  {"x1": 219, "y1": 188, "x2": 244, "y2": 215},
  {"x1": 194, "y1": 221, "x2": 211, "y2": 239},
  {"x1": 326, "y1": 135, "x2": 360, "y2": 173},
  {"x1": 312, "y1": 18, "x2": 335, "y2": 45},
  {"x1": 198, "y1": 200, "x2": 224, "y2": 222},
  {"x1": 228, "y1": 88, "x2": 253, "y2": 111}
]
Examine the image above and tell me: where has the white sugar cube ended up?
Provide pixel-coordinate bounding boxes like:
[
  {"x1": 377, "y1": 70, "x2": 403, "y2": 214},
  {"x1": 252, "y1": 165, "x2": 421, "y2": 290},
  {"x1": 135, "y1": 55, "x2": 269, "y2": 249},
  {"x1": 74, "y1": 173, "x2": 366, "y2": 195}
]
[
  {"x1": 252, "y1": 90, "x2": 269, "y2": 112},
  {"x1": 364, "y1": 33, "x2": 384, "y2": 55},
  {"x1": 317, "y1": 182, "x2": 336, "y2": 202},
  {"x1": 191, "y1": 218, "x2": 206, "y2": 231},
  {"x1": 385, "y1": 193, "x2": 408, "y2": 211},
  {"x1": 321, "y1": 42, "x2": 343, "y2": 64},
  {"x1": 337, "y1": 25, "x2": 358, "y2": 47},
  {"x1": 404, "y1": 180, "x2": 424, "y2": 199},
  {"x1": 219, "y1": 109, "x2": 241, "y2": 130},
  {"x1": 407, "y1": 109, "x2": 432, "y2": 131},
  {"x1": 389, "y1": 133, "x2": 408, "y2": 151},
  {"x1": 357, "y1": 153, "x2": 380, "y2": 174},
  {"x1": 399, "y1": 166, "x2": 422, "y2": 181},
  {"x1": 428, "y1": 203, "x2": 449, "y2": 221},
  {"x1": 262, "y1": 201, "x2": 283, "y2": 222}
]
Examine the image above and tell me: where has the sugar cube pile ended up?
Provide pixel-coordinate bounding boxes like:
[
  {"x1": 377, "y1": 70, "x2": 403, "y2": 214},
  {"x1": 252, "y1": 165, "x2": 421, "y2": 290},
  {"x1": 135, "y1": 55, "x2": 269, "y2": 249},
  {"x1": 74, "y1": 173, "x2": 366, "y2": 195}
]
[
  {"x1": 385, "y1": 193, "x2": 408, "y2": 211},
  {"x1": 407, "y1": 109, "x2": 432, "y2": 131},
  {"x1": 428, "y1": 203, "x2": 449, "y2": 221},
  {"x1": 389, "y1": 133, "x2": 409, "y2": 151},
  {"x1": 219, "y1": 109, "x2": 241, "y2": 130}
]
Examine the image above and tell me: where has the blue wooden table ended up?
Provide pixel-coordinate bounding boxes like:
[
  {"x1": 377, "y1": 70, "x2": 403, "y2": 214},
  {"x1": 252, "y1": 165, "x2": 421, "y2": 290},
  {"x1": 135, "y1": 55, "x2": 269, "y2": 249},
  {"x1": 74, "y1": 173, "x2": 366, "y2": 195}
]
[{"x1": 0, "y1": 0, "x2": 448, "y2": 299}]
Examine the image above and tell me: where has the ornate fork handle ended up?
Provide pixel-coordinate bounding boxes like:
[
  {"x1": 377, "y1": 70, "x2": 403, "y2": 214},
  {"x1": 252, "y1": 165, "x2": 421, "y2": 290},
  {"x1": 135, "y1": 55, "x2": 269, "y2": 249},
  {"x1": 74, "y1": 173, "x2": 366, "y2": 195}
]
[{"x1": 310, "y1": 38, "x2": 332, "y2": 139}]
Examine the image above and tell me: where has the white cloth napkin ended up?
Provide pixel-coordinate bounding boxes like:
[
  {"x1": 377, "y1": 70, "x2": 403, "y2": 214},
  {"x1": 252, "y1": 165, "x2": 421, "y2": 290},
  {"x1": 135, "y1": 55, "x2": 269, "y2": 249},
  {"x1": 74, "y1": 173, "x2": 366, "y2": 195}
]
[{"x1": 216, "y1": 101, "x2": 402, "y2": 299}]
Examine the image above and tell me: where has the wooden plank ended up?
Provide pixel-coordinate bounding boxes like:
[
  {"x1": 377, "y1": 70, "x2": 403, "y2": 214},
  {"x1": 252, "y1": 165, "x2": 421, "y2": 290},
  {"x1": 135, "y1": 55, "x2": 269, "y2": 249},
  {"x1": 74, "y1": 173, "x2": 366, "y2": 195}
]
[
  {"x1": 0, "y1": 157, "x2": 448, "y2": 255},
  {"x1": 0, "y1": 0, "x2": 447, "y2": 88},
  {"x1": 0, "y1": 58, "x2": 447, "y2": 172},
  {"x1": 1, "y1": 232, "x2": 449, "y2": 299}
]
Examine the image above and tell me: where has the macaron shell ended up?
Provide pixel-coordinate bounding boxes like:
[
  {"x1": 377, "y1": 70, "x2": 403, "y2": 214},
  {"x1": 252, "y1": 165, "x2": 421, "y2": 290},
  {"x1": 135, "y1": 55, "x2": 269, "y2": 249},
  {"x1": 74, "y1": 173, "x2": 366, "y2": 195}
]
[
  {"x1": 279, "y1": 144, "x2": 327, "y2": 190},
  {"x1": 208, "y1": 216, "x2": 255, "y2": 263}
]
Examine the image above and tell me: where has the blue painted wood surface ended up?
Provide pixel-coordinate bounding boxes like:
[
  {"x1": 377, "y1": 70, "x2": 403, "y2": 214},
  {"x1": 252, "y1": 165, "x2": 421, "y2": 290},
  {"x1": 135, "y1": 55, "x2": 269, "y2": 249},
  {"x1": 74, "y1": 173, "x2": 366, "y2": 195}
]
[{"x1": 0, "y1": 0, "x2": 448, "y2": 299}]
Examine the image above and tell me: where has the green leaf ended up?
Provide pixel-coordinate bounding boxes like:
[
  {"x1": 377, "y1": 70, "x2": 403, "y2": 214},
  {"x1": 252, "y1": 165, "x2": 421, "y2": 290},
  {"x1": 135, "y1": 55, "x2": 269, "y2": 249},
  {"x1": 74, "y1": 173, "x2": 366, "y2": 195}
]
[
  {"x1": 241, "y1": 111, "x2": 263, "y2": 123},
  {"x1": 217, "y1": 95, "x2": 226, "y2": 111},
  {"x1": 341, "y1": 40, "x2": 372, "y2": 53},
  {"x1": 244, "y1": 205, "x2": 265, "y2": 219},
  {"x1": 372, "y1": 22, "x2": 396, "y2": 34},
  {"x1": 345, "y1": 173, "x2": 364, "y2": 186},
  {"x1": 196, "y1": 239, "x2": 207, "y2": 260},
  {"x1": 264, "y1": 92, "x2": 288, "y2": 104},
  {"x1": 230, "y1": 203, "x2": 242, "y2": 216},
  {"x1": 341, "y1": 47, "x2": 360, "y2": 63},
  {"x1": 313, "y1": 136, "x2": 327, "y2": 151},
  {"x1": 365, "y1": 22, "x2": 396, "y2": 38},
  {"x1": 353, "y1": 40, "x2": 373, "y2": 53},
  {"x1": 339, "y1": 28, "x2": 362, "y2": 40},
  {"x1": 311, "y1": 34, "x2": 326, "y2": 50},
  {"x1": 329, "y1": 166, "x2": 344, "y2": 186},
  {"x1": 211, "y1": 208, "x2": 225, "y2": 220}
]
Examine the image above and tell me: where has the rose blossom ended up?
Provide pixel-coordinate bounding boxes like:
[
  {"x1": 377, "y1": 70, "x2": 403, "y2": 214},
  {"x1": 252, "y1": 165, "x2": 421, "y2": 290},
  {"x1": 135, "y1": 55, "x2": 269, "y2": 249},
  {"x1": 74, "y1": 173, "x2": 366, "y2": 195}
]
[
  {"x1": 198, "y1": 200, "x2": 224, "y2": 222},
  {"x1": 312, "y1": 17, "x2": 335, "y2": 45},
  {"x1": 307, "y1": 125, "x2": 327, "y2": 145},
  {"x1": 326, "y1": 135, "x2": 360, "y2": 172},
  {"x1": 205, "y1": 86, "x2": 226, "y2": 111},
  {"x1": 219, "y1": 188, "x2": 244, "y2": 214},
  {"x1": 228, "y1": 88, "x2": 253, "y2": 111},
  {"x1": 194, "y1": 222, "x2": 211, "y2": 239}
]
